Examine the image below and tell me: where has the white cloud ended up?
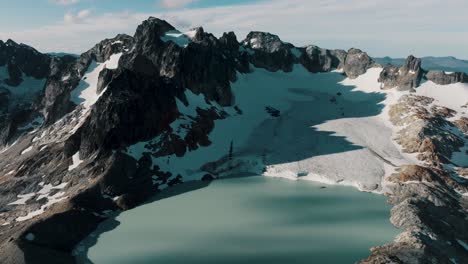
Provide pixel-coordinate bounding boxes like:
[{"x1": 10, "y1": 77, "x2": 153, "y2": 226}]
[
  {"x1": 159, "y1": 0, "x2": 198, "y2": 9},
  {"x1": 1, "y1": 0, "x2": 468, "y2": 59},
  {"x1": 50, "y1": 0, "x2": 80, "y2": 5},
  {"x1": 64, "y1": 9, "x2": 92, "y2": 24}
]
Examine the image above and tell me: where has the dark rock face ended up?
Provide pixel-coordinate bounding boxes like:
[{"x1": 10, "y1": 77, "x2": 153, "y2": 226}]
[
  {"x1": 79, "y1": 70, "x2": 180, "y2": 158},
  {"x1": 42, "y1": 55, "x2": 78, "y2": 124},
  {"x1": 4, "y1": 61, "x2": 23, "y2": 87},
  {"x1": 242, "y1": 31, "x2": 296, "y2": 72},
  {"x1": 426, "y1": 70, "x2": 468, "y2": 85},
  {"x1": 0, "y1": 40, "x2": 53, "y2": 145},
  {"x1": 0, "y1": 39, "x2": 51, "y2": 82},
  {"x1": 179, "y1": 31, "x2": 237, "y2": 106},
  {"x1": 0, "y1": 87, "x2": 10, "y2": 110},
  {"x1": 80, "y1": 34, "x2": 134, "y2": 65},
  {"x1": 343, "y1": 48, "x2": 374, "y2": 79},
  {"x1": 96, "y1": 68, "x2": 114, "y2": 94},
  {"x1": 43, "y1": 34, "x2": 133, "y2": 125},
  {"x1": 299, "y1": 45, "x2": 347, "y2": 73},
  {"x1": 379, "y1": 55, "x2": 423, "y2": 91}
]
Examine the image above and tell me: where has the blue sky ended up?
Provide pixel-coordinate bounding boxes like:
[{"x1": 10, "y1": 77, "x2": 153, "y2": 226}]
[{"x1": 1, "y1": 0, "x2": 467, "y2": 59}]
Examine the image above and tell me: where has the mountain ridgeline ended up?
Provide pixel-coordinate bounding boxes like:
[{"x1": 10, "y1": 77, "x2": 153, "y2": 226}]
[{"x1": 0, "y1": 17, "x2": 467, "y2": 264}]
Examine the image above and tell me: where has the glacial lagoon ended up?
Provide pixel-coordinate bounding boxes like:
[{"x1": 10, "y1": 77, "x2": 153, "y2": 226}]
[{"x1": 82, "y1": 176, "x2": 399, "y2": 264}]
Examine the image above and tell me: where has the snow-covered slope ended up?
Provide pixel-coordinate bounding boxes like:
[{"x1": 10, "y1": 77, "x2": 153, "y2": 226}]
[{"x1": 127, "y1": 63, "x2": 467, "y2": 194}]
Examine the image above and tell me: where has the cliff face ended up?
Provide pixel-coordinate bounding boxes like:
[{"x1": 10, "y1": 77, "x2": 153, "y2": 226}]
[{"x1": 0, "y1": 17, "x2": 466, "y2": 264}]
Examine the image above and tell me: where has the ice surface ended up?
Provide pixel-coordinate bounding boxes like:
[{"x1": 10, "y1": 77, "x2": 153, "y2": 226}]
[{"x1": 125, "y1": 65, "x2": 466, "y2": 192}]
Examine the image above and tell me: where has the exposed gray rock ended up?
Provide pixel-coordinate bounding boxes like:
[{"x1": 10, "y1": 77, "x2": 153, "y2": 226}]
[
  {"x1": 242, "y1": 31, "x2": 296, "y2": 72},
  {"x1": 0, "y1": 87, "x2": 10, "y2": 110},
  {"x1": 361, "y1": 179, "x2": 468, "y2": 264},
  {"x1": 379, "y1": 55, "x2": 423, "y2": 91},
  {"x1": 343, "y1": 48, "x2": 374, "y2": 79},
  {"x1": 299, "y1": 45, "x2": 347, "y2": 73},
  {"x1": 426, "y1": 70, "x2": 468, "y2": 85},
  {"x1": 78, "y1": 69, "x2": 180, "y2": 158},
  {"x1": 330, "y1": 49, "x2": 348, "y2": 70}
]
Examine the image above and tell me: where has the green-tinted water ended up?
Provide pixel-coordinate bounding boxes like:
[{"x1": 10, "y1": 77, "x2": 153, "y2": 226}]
[{"x1": 85, "y1": 177, "x2": 399, "y2": 264}]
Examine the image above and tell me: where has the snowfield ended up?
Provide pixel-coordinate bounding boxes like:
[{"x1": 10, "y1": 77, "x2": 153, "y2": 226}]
[
  {"x1": 127, "y1": 65, "x2": 467, "y2": 192},
  {"x1": 70, "y1": 52, "x2": 122, "y2": 110}
]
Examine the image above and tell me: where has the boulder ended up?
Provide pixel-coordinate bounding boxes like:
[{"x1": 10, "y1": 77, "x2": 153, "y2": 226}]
[
  {"x1": 426, "y1": 70, "x2": 468, "y2": 85},
  {"x1": 242, "y1": 31, "x2": 296, "y2": 72},
  {"x1": 343, "y1": 48, "x2": 374, "y2": 79},
  {"x1": 299, "y1": 45, "x2": 346, "y2": 73}
]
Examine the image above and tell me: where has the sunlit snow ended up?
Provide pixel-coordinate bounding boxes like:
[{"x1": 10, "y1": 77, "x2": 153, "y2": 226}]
[{"x1": 70, "y1": 53, "x2": 123, "y2": 110}]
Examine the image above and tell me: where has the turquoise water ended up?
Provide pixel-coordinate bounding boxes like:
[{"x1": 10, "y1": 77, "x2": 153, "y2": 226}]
[{"x1": 85, "y1": 177, "x2": 399, "y2": 264}]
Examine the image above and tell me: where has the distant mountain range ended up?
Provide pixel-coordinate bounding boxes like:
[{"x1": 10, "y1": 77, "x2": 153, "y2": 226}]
[{"x1": 374, "y1": 56, "x2": 468, "y2": 73}]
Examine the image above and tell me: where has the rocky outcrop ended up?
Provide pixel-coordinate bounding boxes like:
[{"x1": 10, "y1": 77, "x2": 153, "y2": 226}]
[
  {"x1": 78, "y1": 69, "x2": 180, "y2": 158},
  {"x1": 379, "y1": 55, "x2": 423, "y2": 91},
  {"x1": 343, "y1": 48, "x2": 374, "y2": 79},
  {"x1": 361, "y1": 75, "x2": 468, "y2": 263},
  {"x1": 360, "y1": 166, "x2": 468, "y2": 264},
  {"x1": 242, "y1": 31, "x2": 296, "y2": 72},
  {"x1": 299, "y1": 45, "x2": 347, "y2": 73},
  {"x1": 426, "y1": 70, "x2": 468, "y2": 85},
  {"x1": 43, "y1": 34, "x2": 133, "y2": 125},
  {"x1": 0, "y1": 40, "x2": 53, "y2": 146},
  {"x1": 389, "y1": 94, "x2": 465, "y2": 164}
]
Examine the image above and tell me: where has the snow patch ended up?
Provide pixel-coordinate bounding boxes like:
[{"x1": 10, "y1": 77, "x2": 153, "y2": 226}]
[
  {"x1": 416, "y1": 81, "x2": 468, "y2": 114},
  {"x1": 20, "y1": 146, "x2": 33, "y2": 155},
  {"x1": 8, "y1": 193, "x2": 35, "y2": 205},
  {"x1": 70, "y1": 52, "x2": 123, "y2": 110},
  {"x1": 16, "y1": 191, "x2": 67, "y2": 222},
  {"x1": 62, "y1": 74, "x2": 71, "y2": 81},
  {"x1": 68, "y1": 152, "x2": 83, "y2": 171},
  {"x1": 0, "y1": 66, "x2": 46, "y2": 96}
]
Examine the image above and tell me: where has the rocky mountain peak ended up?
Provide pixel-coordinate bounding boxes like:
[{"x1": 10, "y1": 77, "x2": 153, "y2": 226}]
[
  {"x1": 81, "y1": 34, "x2": 133, "y2": 64},
  {"x1": 301, "y1": 45, "x2": 347, "y2": 73},
  {"x1": 0, "y1": 39, "x2": 51, "y2": 81},
  {"x1": 241, "y1": 31, "x2": 296, "y2": 72},
  {"x1": 219, "y1": 31, "x2": 239, "y2": 49},
  {"x1": 426, "y1": 70, "x2": 468, "y2": 85},
  {"x1": 343, "y1": 48, "x2": 374, "y2": 79},
  {"x1": 402, "y1": 55, "x2": 422, "y2": 73},
  {"x1": 134, "y1": 17, "x2": 175, "y2": 44},
  {"x1": 242, "y1": 31, "x2": 291, "y2": 53},
  {"x1": 187, "y1": 27, "x2": 205, "y2": 41},
  {"x1": 378, "y1": 55, "x2": 423, "y2": 91}
]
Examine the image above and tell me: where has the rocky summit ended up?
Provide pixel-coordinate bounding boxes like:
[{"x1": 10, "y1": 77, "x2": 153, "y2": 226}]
[{"x1": 0, "y1": 17, "x2": 467, "y2": 264}]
